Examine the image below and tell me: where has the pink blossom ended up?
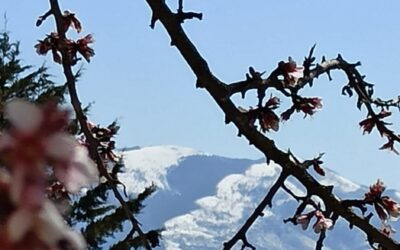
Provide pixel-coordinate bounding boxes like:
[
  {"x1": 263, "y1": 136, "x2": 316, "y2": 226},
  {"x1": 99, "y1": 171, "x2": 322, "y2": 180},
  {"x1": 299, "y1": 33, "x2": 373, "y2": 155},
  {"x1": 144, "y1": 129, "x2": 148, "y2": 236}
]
[
  {"x1": 0, "y1": 170, "x2": 82, "y2": 249},
  {"x1": 364, "y1": 179, "x2": 385, "y2": 202},
  {"x1": 265, "y1": 96, "x2": 280, "y2": 108},
  {"x1": 6, "y1": 201, "x2": 85, "y2": 249},
  {"x1": 259, "y1": 96, "x2": 280, "y2": 132},
  {"x1": 35, "y1": 33, "x2": 94, "y2": 65},
  {"x1": 297, "y1": 97, "x2": 322, "y2": 117},
  {"x1": 364, "y1": 180, "x2": 400, "y2": 222},
  {"x1": 381, "y1": 224, "x2": 396, "y2": 237},
  {"x1": 313, "y1": 210, "x2": 333, "y2": 233},
  {"x1": 0, "y1": 99, "x2": 98, "y2": 203},
  {"x1": 62, "y1": 10, "x2": 82, "y2": 33},
  {"x1": 75, "y1": 34, "x2": 95, "y2": 62},
  {"x1": 359, "y1": 110, "x2": 391, "y2": 135},
  {"x1": 281, "y1": 97, "x2": 323, "y2": 121},
  {"x1": 46, "y1": 181, "x2": 69, "y2": 201},
  {"x1": 34, "y1": 33, "x2": 63, "y2": 64},
  {"x1": 296, "y1": 210, "x2": 332, "y2": 233},
  {"x1": 280, "y1": 107, "x2": 295, "y2": 121},
  {"x1": 281, "y1": 57, "x2": 304, "y2": 86},
  {"x1": 381, "y1": 197, "x2": 400, "y2": 220},
  {"x1": 296, "y1": 213, "x2": 312, "y2": 230},
  {"x1": 259, "y1": 111, "x2": 279, "y2": 132}
]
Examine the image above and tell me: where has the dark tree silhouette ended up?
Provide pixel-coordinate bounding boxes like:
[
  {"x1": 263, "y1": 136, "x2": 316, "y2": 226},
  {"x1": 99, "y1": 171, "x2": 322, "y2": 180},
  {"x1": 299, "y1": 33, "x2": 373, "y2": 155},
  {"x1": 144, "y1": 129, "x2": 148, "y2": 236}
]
[{"x1": 0, "y1": 31, "x2": 66, "y2": 126}]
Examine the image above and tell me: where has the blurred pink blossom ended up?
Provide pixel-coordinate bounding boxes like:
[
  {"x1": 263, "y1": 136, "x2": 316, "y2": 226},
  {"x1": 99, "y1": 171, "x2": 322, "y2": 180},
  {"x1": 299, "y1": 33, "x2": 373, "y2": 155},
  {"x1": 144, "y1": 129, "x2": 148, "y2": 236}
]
[{"x1": 0, "y1": 99, "x2": 98, "y2": 206}]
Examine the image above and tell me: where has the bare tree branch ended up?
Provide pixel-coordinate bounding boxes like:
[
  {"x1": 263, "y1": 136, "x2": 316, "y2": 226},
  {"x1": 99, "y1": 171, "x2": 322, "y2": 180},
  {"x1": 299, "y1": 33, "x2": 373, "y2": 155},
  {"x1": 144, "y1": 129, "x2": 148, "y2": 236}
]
[
  {"x1": 223, "y1": 170, "x2": 288, "y2": 249},
  {"x1": 316, "y1": 231, "x2": 326, "y2": 250},
  {"x1": 144, "y1": 0, "x2": 400, "y2": 249}
]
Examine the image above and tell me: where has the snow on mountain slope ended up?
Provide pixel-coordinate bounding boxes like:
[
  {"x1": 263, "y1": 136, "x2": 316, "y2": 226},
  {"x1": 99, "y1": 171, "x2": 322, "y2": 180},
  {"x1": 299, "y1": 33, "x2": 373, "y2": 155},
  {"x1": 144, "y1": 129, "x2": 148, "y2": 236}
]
[
  {"x1": 122, "y1": 147, "x2": 258, "y2": 231},
  {"x1": 119, "y1": 145, "x2": 398, "y2": 250},
  {"x1": 118, "y1": 145, "x2": 203, "y2": 193}
]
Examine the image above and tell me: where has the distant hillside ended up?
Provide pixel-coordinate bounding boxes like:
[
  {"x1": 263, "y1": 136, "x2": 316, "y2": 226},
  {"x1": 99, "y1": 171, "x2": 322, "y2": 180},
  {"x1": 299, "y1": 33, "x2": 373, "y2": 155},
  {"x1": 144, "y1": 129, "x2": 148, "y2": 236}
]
[{"x1": 106, "y1": 145, "x2": 400, "y2": 249}]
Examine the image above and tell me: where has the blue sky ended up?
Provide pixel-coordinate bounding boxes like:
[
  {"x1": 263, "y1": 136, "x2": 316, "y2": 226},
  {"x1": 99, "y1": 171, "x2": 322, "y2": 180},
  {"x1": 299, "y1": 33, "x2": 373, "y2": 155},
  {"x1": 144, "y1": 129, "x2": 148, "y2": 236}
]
[{"x1": 2, "y1": 1, "x2": 400, "y2": 189}]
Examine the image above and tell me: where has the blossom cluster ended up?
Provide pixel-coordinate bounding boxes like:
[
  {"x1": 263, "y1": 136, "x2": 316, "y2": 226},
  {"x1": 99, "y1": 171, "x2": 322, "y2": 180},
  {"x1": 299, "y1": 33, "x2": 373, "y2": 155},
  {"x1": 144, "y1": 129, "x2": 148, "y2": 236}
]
[
  {"x1": 0, "y1": 100, "x2": 99, "y2": 250},
  {"x1": 255, "y1": 58, "x2": 323, "y2": 132},
  {"x1": 35, "y1": 11, "x2": 94, "y2": 65},
  {"x1": 87, "y1": 121, "x2": 119, "y2": 162},
  {"x1": 364, "y1": 180, "x2": 400, "y2": 222},
  {"x1": 281, "y1": 97, "x2": 323, "y2": 121},
  {"x1": 359, "y1": 110, "x2": 399, "y2": 154},
  {"x1": 247, "y1": 95, "x2": 323, "y2": 134},
  {"x1": 35, "y1": 32, "x2": 94, "y2": 65},
  {"x1": 280, "y1": 57, "x2": 304, "y2": 87},
  {"x1": 258, "y1": 96, "x2": 280, "y2": 132},
  {"x1": 296, "y1": 210, "x2": 333, "y2": 233}
]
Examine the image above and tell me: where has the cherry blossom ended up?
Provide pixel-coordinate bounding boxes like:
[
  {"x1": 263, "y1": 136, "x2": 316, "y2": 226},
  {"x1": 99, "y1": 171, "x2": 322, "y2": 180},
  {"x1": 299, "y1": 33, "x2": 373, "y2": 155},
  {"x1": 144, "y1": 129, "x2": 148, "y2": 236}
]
[
  {"x1": 364, "y1": 179, "x2": 386, "y2": 202},
  {"x1": 259, "y1": 96, "x2": 280, "y2": 132},
  {"x1": 74, "y1": 34, "x2": 95, "y2": 62},
  {"x1": 296, "y1": 211, "x2": 313, "y2": 230},
  {"x1": 281, "y1": 97, "x2": 323, "y2": 121},
  {"x1": 298, "y1": 97, "x2": 322, "y2": 117},
  {"x1": 381, "y1": 224, "x2": 396, "y2": 237},
  {"x1": 359, "y1": 110, "x2": 391, "y2": 135},
  {"x1": 35, "y1": 33, "x2": 94, "y2": 64},
  {"x1": 0, "y1": 165, "x2": 85, "y2": 249},
  {"x1": 313, "y1": 210, "x2": 333, "y2": 233},
  {"x1": 364, "y1": 179, "x2": 400, "y2": 221},
  {"x1": 0, "y1": 99, "x2": 98, "y2": 205},
  {"x1": 380, "y1": 197, "x2": 400, "y2": 220},
  {"x1": 62, "y1": 10, "x2": 82, "y2": 33},
  {"x1": 259, "y1": 111, "x2": 279, "y2": 132},
  {"x1": 0, "y1": 99, "x2": 96, "y2": 249},
  {"x1": 35, "y1": 33, "x2": 63, "y2": 64},
  {"x1": 5, "y1": 201, "x2": 85, "y2": 250},
  {"x1": 88, "y1": 121, "x2": 119, "y2": 162},
  {"x1": 296, "y1": 210, "x2": 332, "y2": 233},
  {"x1": 280, "y1": 57, "x2": 304, "y2": 87}
]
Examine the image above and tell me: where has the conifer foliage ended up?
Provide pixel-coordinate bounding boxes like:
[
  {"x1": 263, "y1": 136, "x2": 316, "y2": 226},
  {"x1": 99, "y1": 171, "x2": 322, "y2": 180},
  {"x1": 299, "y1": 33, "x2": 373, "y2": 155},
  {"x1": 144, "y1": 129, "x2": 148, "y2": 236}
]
[{"x1": 0, "y1": 31, "x2": 65, "y2": 125}]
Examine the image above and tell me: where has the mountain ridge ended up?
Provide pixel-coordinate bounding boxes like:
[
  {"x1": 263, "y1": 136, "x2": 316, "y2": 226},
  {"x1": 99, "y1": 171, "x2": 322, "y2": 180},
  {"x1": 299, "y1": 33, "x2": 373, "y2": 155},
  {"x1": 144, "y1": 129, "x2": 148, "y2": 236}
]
[{"x1": 113, "y1": 145, "x2": 399, "y2": 250}]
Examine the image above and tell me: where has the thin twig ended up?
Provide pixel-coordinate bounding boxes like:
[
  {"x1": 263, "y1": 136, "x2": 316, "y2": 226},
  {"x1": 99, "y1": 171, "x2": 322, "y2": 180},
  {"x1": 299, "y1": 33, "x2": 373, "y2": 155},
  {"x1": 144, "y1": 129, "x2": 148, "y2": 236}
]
[
  {"x1": 315, "y1": 231, "x2": 326, "y2": 250},
  {"x1": 223, "y1": 170, "x2": 288, "y2": 249}
]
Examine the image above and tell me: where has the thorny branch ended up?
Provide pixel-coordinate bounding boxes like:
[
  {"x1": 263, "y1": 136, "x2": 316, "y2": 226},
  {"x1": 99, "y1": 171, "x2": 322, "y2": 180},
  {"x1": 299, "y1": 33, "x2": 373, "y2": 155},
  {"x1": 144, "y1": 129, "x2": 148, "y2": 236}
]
[
  {"x1": 43, "y1": 1, "x2": 152, "y2": 249},
  {"x1": 223, "y1": 170, "x2": 288, "y2": 250},
  {"x1": 144, "y1": 0, "x2": 400, "y2": 249}
]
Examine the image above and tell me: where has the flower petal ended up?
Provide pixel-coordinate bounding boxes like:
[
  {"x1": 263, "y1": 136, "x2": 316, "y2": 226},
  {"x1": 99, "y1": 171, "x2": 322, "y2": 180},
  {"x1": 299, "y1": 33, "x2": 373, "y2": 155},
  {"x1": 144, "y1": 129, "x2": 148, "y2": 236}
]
[
  {"x1": 9, "y1": 166, "x2": 24, "y2": 204},
  {"x1": 5, "y1": 100, "x2": 43, "y2": 133},
  {"x1": 35, "y1": 201, "x2": 66, "y2": 245},
  {"x1": 296, "y1": 215, "x2": 310, "y2": 230},
  {"x1": 63, "y1": 230, "x2": 86, "y2": 250},
  {"x1": 7, "y1": 208, "x2": 34, "y2": 242},
  {"x1": 45, "y1": 133, "x2": 77, "y2": 160},
  {"x1": 10, "y1": 166, "x2": 45, "y2": 207},
  {"x1": 323, "y1": 218, "x2": 333, "y2": 229},
  {"x1": 55, "y1": 146, "x2": 98, "y2": 192},
  {"x1": 0, "y1": 133, "x2": 15, "y2": 152}
]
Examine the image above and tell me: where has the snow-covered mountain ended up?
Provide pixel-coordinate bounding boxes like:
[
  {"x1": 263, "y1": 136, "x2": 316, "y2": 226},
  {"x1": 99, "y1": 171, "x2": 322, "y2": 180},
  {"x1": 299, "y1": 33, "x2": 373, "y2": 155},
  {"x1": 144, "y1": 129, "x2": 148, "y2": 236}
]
[{"x1": 116, "y1": 145, "x2": 400, "y2": 250}]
